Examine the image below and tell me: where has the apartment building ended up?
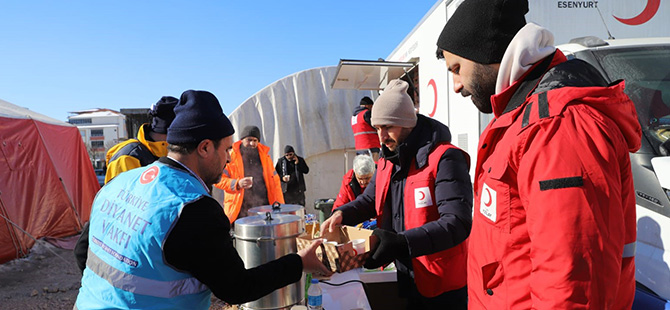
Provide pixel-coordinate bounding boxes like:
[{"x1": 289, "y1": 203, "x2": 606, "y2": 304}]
[{"x1": 68, "y1": 109, "x2": 127, "y2": 169}]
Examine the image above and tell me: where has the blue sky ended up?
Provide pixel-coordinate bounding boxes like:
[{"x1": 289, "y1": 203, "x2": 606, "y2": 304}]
[{"x1": 0, "y1": 1, "x2": 438, "y2": 121}]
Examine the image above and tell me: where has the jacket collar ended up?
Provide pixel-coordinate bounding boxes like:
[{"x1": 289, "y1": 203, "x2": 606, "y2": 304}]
[
  {"x1": 138, "y1": 124, "x2": 169, "y2": 157},
  {"x1": 489, "y1": 51, "x2": 566, "y2": 128},
  {"x1": 380, "y1": 114, "x2": 452, "y2": 170}
]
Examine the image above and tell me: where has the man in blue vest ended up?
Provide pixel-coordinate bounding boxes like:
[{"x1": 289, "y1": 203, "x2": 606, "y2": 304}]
[
  {"x1": 322, "y1": 79, "x2": 473, "y2": 309},
  {"x1": 75, "y1": 90, "x2": 331, "y2": 309},
  {"x1": 74, "y1": 96, "x2": 179, "y2": 274}
]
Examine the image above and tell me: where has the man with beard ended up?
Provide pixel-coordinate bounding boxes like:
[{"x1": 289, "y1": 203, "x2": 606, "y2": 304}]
[
  {"x1": 75, "y1": 96, "x2": 179, "y2": 273},
  {"x1": 75, "y1": 90, "x2": 331, "y2": 309},
  {"x1": 436, "y1": 0, "x2": 641, "y2": 308},
  {"x1": 322, "y1": 79, "x2": 473, "y2": 309},
  {"x1": 214, "y1": 125, "x2": 284, "y2": 223}
]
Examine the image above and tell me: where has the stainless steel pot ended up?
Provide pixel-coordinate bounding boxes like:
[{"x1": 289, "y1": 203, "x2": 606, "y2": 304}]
[{"x1": 234, "y1": 212, "x2": 304, "y2": 309}]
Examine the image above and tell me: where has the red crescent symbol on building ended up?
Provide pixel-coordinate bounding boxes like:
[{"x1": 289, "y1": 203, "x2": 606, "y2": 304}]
[
  {"x1": 140, "y1": 166, "x2": 159, "y2": 184},
  {"x1": 418, "y1": 191, "x2": 426, "y2": 201},
  {"x1": 428, "y1": 79, "x2": 438, "y2": 117},
  {"x1": 613, "y1": 0, "x2": 660, "y2": 25},
  {"x1": 484, "y1": 188, "x2": 492, "y2": 207}
]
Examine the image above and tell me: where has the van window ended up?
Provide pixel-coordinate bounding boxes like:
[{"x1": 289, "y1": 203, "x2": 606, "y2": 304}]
[{"x1": 592, "y1": 46, "x2": 670, "y2": 156}]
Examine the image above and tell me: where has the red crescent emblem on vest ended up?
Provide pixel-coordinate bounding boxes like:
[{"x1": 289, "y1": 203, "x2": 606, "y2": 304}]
[
  {"x1": 428, "y1": 79, "x2": 438, "y2": 117},
  {"x1": 418, "y1": 191, "x2": 426, "y2": 201},
  {"x1": 484, "y1": 188, "x2": 492, "y2": 207},
  {"x1": 140, "y1": 166, "x2": 159, "y2": 184},
  {"x1": 613, "y1": 0, "x2": 660, "y2": 25}
]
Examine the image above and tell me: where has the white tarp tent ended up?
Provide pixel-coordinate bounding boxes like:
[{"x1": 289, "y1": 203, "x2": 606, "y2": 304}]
[{"x1": 222, "y1": 66, "x2": 377, "y2": 212}]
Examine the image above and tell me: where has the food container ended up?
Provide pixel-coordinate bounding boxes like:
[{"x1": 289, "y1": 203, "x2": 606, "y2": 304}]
[
  {"x1": 297, "y1": 222, "x2": 374, "y2": 273},
  {"x1": 234, "y1": 212, "x2": 305, "y2": 309}
]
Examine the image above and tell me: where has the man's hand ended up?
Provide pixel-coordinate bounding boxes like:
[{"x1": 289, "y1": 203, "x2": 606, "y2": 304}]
[
  {"x1": 320, "y1": 211, "x2": 343, "y2": 235},
  {"x1": 363, "y1": 229, "x2": 409, "y2": 269},
  {"x1": 294, "y1": 157, "x2": 299, "y2": 164},
  {"x1": 297, "y1": 239, "x2": 333, "y2": 277},
  {"x1": 238, "y1": 177, "x2": 253, "y2": 189},
  {"x1": 282, "y1": 175, "x2": 290, "y2": 182}
]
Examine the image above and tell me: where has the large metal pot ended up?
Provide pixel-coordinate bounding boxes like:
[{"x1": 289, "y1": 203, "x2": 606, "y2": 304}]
[{"x1": 234, "y1": 212, "x2": 304, "y2": 309}]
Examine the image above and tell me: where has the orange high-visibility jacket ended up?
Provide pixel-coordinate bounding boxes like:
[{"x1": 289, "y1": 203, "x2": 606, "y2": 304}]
[{"x1": 214, "y1": 140, "x2": 284, "y2": 223}]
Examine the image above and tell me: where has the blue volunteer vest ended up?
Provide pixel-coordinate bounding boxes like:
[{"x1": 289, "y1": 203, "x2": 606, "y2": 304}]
[{"x1": 75, "y1": 162, "x2": 211, "y2": 309}]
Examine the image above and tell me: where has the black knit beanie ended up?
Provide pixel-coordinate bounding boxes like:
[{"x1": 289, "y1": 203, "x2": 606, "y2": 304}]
[
  {"x1": 149, "y1": 96, "x2": 178, "y2": 134},
  {"x1": 240, "y1": 126, "x2": 261, "y2": 140},
  {"x1": 284, "y1": 145, "x2": 295, "y2": 154},
  {"x1": 167, "y1": 90, "x2": 235, "y2": 144},
  {"x1": 360, "y1": 96, "x2": 374, "y2": 106},
  {"x1": 437, "y1": 0, "x2": 528, "y2": 64}
]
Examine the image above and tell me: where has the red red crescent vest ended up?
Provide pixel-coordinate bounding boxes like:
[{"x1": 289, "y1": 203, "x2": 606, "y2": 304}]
[
  {"x1": 375, "y1": 143, "x2": 468, "y2": 297},
  {"x1": 351, "y1": 110, "x2": 380, "y2": 150}
]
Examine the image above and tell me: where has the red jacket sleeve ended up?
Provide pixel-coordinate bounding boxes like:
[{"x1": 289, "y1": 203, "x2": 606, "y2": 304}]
[{"x1": 516, "y1": 105, "x2": 630, "y2": 309}]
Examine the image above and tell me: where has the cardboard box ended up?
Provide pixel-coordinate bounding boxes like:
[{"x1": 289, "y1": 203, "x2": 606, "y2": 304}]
[{"x1": 297, "y1": 223, "x2": 374, "y2": 273}]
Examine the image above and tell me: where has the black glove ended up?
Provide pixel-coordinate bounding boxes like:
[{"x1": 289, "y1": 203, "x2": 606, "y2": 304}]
[{"x1": 364, "y1": 228, "x2": 409, "y2": 269}]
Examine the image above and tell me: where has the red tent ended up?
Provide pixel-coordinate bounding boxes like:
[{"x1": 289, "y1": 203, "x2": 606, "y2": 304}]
[{"x1": 0, "y1": 98, "x2": 99, "y2": 264}]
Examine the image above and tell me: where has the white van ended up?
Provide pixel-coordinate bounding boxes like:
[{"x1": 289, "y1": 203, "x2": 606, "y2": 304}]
[{"x1": 558, "y1": 37, "x2": 670, "y2": 306}]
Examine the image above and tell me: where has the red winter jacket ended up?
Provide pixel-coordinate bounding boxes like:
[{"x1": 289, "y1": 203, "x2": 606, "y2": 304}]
[
  {"x1": 332, "y1": 169, "x2": 359, "y2": 210},
  {"x1": 375, "y1": 143, "x2": 469, "y2": 297},
  {"x1": 468, "y1": 51, "x2": 641, "y2": 309}
]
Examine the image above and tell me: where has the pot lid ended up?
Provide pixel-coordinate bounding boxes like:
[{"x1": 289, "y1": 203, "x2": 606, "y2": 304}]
[
  {"x1": 248, "y1": 202, "x2": 304, "y2": 214},
  {"x1": 234, "y1": 212, "x2": 302, "y2": 239}
]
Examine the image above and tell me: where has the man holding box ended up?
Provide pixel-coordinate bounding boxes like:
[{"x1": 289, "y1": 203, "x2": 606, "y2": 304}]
[{"x1": 322, "y1": 79, "x2": 473, "y2": 309}]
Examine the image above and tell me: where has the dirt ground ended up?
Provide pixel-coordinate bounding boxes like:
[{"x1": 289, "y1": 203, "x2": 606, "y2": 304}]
[
  {"x1": 0, "y1": 238, "x2": 234, "y2": 310},
  {"x1": 0, "y1": 239, "x2": 82, "y2": 310}
]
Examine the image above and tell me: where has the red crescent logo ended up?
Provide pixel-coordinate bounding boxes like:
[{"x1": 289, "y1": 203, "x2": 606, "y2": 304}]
[
  {"x1": 428, "y1": 79, "x2": 438, "y2": 117},
  {"x1": 140, "y1": 166, "x2": 159, "y2": 184},
  {"x1": 418, "y1": 191, "x2": 426, "y2": 201},
  {"x1": 613, "y1": 0, "x2": 660, "y2": 25},
  {"x1": 484, "y1": 188, "x2": 492, "y2": 207}
]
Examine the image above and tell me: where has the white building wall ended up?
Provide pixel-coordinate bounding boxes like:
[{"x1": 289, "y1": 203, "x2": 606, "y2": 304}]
[{"x1": 68, "y1": 110, "x2": 126, "y2": 169}]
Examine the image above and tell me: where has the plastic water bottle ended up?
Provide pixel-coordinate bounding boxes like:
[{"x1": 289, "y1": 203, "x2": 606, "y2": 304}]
[{"x1": 307, "y1": 278, "x2": 322, "y2": 310}]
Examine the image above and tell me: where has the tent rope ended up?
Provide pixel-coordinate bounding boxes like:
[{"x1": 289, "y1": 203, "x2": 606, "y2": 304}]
[
  {"x1": 0, "y1": 195, "x2": 27, "y2": 257},
  {"x1": 0, "y1": 212, "x2": 74, "y2": 265}
]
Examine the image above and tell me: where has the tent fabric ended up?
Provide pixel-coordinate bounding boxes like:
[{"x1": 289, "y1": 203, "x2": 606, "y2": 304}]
[
  {"x1": 0, "y1": 98, "x2": 98, "y2": 264},
  {"x1": 227, "y1": 66, "x2": 377, "y2": 161}
]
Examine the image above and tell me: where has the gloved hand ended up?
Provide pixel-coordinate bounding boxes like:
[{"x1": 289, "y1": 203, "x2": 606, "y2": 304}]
[{"x1": 364, "y1": 228, "x2": 409, "y2": 269}]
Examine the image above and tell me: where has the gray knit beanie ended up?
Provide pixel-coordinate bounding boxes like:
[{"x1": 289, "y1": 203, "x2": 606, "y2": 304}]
[{"x1": 371, "y1": 79, "x2": 417, "y2": 128}]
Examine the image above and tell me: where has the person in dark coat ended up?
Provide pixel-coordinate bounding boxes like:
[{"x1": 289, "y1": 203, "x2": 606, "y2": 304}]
[
  {"x1": 322, "y1": 79, "x2": 473, "y2": 310},
  {"x1": 275, "y1": 145, "x2": 309, "y2": 206}
]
